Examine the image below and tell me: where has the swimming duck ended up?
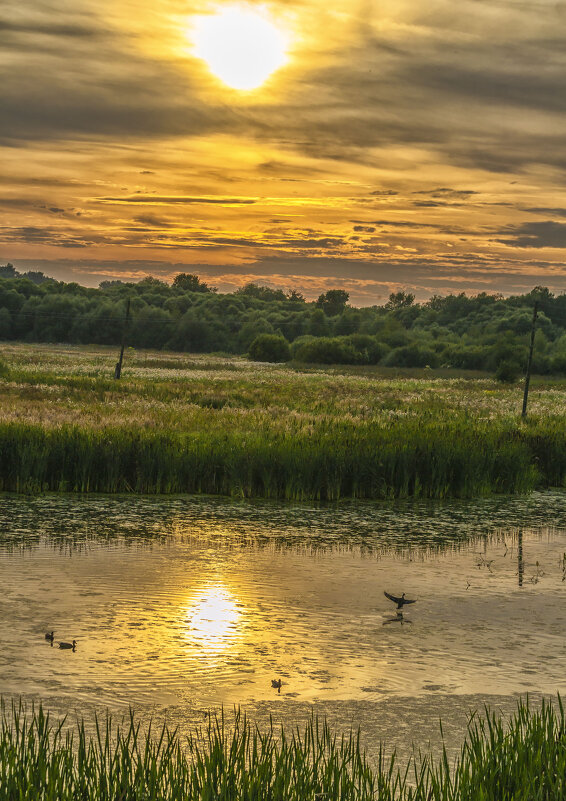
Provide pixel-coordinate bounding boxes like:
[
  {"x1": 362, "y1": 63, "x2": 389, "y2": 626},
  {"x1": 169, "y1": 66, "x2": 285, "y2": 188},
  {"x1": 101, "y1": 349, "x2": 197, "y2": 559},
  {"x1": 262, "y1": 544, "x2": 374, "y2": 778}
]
[
  {"x1": 45, "y1": 631, "x2": 55, "y2": 643},
  {"x1": 271, "y1": 679, "x2": 282, "y2": 693},
  {"x1": 59, "y1": 640, "x2": 77, "y2": 651},
  {"x1": 384, "y1": 591, "x2": 416, "y2": 609}
]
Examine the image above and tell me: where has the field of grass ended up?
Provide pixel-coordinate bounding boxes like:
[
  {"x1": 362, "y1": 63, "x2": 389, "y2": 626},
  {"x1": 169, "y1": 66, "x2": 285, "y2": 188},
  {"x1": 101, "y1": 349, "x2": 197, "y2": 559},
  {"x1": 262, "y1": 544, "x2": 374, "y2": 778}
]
[
  {"x1": 1, "y1": 342, "x2": 566, "y2": 498},
  {"x1": 1, "y1": 697, "x2": 565, "y2": 800}
]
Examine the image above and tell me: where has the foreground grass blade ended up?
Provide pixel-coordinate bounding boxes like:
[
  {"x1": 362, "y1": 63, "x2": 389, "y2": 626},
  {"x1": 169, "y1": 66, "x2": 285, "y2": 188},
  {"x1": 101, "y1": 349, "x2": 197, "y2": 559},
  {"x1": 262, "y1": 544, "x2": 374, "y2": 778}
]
[{"x1": 1, "y1": 697, "x2": 565, "y2": 800}]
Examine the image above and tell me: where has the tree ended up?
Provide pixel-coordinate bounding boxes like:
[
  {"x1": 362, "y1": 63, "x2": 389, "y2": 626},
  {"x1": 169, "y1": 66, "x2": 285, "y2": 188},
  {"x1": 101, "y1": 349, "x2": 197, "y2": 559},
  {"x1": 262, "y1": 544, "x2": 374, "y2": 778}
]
[
  {"x1": 308, "y1": 308, "x2": 330, "y2": 336},
  {"x1": 0, "y1": 263, "x2": 18, "y2": 280},
  {"x1": 130, "y1": 306, "x2": 173, "y2": 349},
  {"x1": 166, "y1": 312, "x2": 218, "y2": 352},
  {"x1": 235, "y1": 283, "x2": 287, "y2": 302},
  {"x1": 136, "y1": 276, "x2": 169, "y2": 290},
  {"x1": 99, "y1": 280, "x2": 130, "y2": 289},
  {"x1": 385, "y1": 291, "x2": 415, "y2": 310},
  {"x1": 172, "y1": 273, "x2": 214, "y2": 293},
  {"x1": 316, "y1": 289, "x2": 349, "y2": 316},
  {"x1": 238, "y1": 315, "x2": 275, "y2": 350},
  {"x1": 22, "y1": 271, "x2": 51, "y2": 285},
  {"x1": 0, "y1": 308, "x2": 12, "y2": 339}
]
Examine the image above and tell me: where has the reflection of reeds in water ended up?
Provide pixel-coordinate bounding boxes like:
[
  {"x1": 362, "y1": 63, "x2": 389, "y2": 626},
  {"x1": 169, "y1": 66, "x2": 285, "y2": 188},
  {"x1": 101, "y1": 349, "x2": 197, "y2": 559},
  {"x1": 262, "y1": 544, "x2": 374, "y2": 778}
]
[
  {"x1": 2, "y1": 495, "x2": 566, "y2": 562},
  {"x1": 2, "y1": 697, "x2": 566, "y2": 799}
]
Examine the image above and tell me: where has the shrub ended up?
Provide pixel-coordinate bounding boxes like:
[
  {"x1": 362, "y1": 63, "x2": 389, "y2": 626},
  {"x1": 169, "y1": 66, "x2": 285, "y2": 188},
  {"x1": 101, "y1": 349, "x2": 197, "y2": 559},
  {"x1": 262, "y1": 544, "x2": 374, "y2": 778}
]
[
  {"x1": 293, "y1": 337, "x2": 362, "y2": 364},
  {"x1": 442, "y1": 345, "x2": 487, "y2": 370},
  {"x1": 343, "y1": 334, "x2": 389, "y2": 364},
  {"x1": 248, "y1": 333, "x2": 291, "y2": 362},
  {"x1": 551, "y1": 353, "x2": 566, "y2": 374},
  {"x1": 495, "y1": 360, "x2": 521, "y2": 383},
  {"x1": 384, "y1": 344, "x2": 440, "y2": 368}
]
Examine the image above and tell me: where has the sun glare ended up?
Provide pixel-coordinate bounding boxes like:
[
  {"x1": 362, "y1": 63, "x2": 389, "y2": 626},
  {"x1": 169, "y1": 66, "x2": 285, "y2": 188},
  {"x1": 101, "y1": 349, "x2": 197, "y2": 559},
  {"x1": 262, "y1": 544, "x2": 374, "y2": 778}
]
[
  {"x1": 190, "y1": 5, "x2": 288, "y2": 91},
  {"x1": 185, "y1": 584, "x2": 242, "y2": 651}
]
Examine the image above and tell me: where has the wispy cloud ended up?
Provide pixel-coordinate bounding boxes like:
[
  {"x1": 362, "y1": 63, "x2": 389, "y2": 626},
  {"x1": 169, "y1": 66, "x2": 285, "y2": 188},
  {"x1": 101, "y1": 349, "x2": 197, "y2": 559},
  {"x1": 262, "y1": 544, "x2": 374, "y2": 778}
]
[
  {"x1": 97, "y1": 196, "x2": 257, "y2": 205},
  {"x1": 497, "y1": 221, "x2": 566, "y2": 249}
]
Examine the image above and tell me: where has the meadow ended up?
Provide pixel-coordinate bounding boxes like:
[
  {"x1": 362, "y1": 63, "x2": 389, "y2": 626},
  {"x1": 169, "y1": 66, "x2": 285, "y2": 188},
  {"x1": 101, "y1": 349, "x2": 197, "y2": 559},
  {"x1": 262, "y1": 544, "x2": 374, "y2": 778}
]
[
  {"x1": 1, "y1": 697, "x2": 564, "y2": 800},
  {"x1": 1, "y1": 342, "x2": 566, "y2": 499}
]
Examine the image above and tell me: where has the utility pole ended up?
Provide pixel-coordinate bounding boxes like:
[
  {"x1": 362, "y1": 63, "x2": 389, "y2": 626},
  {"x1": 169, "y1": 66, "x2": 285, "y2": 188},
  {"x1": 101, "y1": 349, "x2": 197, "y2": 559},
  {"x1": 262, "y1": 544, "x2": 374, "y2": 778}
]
[
  {"x1": 114, "y1": 297, "x2": 131, "y2": 380},
  {"x1": 521, "y1": 301, "x2": 538, "y2": 418}
]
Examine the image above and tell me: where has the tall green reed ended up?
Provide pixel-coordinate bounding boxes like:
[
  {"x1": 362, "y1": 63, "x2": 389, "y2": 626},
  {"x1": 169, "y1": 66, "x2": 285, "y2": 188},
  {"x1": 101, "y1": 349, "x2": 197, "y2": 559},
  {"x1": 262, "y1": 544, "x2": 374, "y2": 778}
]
[
  {"x1": 1, "y1": 697, "x2": 565, "y2": 800},
  {"x1": 0, "y1": 415, "x2": 550, "y2": 499},
  {"x1": 0, "y1": 702, "x2": 383, "y2": 801}
]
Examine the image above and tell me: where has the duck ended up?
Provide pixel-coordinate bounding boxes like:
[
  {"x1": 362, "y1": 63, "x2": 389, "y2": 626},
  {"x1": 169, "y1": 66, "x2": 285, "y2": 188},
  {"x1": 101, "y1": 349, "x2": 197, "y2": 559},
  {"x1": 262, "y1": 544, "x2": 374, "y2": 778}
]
[
  {"x1": 384, "y1": 591, "x2": 416, "y2": 610},
  {"x1": 59, "y1": 640, "x2": 77, "y2": 651},
  {"x1": 271, "y1": 679, "x2": 282, "y2": 693},
  {"x1": 45, "y1": 631, "x2": 55, "y2": 643}
]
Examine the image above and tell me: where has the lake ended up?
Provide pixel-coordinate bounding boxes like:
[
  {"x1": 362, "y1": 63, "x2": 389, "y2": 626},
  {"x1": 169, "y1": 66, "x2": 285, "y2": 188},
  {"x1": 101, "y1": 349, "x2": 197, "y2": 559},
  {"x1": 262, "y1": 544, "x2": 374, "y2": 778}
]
[{"x1": 1, "y1": 491, "x2": 566, "y2": 764}]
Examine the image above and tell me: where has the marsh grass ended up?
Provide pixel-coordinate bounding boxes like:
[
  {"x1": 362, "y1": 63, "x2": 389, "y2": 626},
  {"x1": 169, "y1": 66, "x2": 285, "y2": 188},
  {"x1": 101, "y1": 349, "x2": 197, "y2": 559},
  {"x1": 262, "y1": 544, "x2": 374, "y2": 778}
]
[
  {"x1": 1, "y1": 343, "x2": 566, "y2": 498},
  {"x1": 1, "y1": 698, "x2": 565, "y2": 800},
  {"x1": 0, "y1": 418, "x2": 549, "y2": 498}
]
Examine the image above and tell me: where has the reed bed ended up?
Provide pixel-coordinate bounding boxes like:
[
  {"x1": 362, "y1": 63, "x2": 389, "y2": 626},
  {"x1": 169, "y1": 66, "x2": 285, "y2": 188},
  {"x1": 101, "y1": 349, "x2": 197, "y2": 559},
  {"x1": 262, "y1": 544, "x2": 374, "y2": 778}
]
[
  {"x1": 0, "y1": 417, "x2": 552, "y2": 498},
  {"x1": 1, "y1": 698, "x2": 564, "y2": 800},
  {"x1": 1, "y1": 343, "x2": 566, "y2": 498}
]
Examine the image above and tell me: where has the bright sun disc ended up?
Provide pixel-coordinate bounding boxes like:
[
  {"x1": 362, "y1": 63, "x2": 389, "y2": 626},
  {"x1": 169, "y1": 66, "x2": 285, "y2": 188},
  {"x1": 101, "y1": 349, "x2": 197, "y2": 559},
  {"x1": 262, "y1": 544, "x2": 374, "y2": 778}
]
[{"x1": 191, "y1": 5, "x2": 288, "y2": 90}]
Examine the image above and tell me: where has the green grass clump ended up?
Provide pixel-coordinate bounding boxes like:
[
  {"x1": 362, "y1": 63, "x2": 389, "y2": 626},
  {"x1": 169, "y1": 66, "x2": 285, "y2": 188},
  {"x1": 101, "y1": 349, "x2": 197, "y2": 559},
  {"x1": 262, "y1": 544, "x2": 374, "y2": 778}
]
[
  {"x1": 0, "y1": 702, "x2": 385, "y2": 801},
  {"x1": 1, "y1": 698, "x2": 565, "y2": 800}
]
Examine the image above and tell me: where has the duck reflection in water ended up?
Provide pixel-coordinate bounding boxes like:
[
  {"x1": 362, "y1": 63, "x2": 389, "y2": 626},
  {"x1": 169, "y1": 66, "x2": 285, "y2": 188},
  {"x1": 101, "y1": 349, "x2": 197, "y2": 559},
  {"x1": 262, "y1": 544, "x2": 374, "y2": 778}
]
[{"x1": 382, "y1": 612, "x2": 412, "y2": 626}]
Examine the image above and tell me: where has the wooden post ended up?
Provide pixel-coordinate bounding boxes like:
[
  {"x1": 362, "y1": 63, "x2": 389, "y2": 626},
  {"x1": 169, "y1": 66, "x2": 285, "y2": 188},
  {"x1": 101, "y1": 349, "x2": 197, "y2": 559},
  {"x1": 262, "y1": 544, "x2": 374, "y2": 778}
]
[
  {"x1": 517, "y1": 529, "x2": 524, "y2": 587},
  {"x1": 114, "y1": 297, "x2": 131, "y2": 379},
  {"x1": 521, "y1": 301, "x2": 538, "y2": 418}
]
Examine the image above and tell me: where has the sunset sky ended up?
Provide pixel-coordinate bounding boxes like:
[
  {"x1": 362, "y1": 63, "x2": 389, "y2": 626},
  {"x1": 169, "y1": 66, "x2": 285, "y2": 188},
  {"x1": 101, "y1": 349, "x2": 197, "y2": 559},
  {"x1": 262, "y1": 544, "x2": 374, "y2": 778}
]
[{"x1": 2, "y1": 0, "x2": 566, "y2": 304}]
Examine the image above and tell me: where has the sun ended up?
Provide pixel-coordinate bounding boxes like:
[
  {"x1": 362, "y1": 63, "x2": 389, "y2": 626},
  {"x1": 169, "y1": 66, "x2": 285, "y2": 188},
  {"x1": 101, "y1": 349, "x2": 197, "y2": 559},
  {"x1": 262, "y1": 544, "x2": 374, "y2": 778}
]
[{"x1": 190, "y1": 5, "x2": 288, "y2": 91}]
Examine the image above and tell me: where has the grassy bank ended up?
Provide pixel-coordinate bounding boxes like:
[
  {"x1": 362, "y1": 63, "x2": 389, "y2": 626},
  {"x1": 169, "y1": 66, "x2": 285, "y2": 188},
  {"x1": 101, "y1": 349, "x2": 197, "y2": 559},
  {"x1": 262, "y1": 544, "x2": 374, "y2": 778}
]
[
  {"x1": 1, "y1": 343, "x2": 566, "y2": 499},
  {"x1": 1, "y1": 698, "x2": 565, "y2": 800}
]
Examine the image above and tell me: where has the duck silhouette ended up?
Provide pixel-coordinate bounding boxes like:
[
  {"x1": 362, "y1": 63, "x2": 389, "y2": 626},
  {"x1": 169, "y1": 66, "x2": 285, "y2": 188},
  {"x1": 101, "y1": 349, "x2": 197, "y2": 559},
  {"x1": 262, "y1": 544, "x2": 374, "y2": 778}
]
[
  {"x1": 44, "y1": 631, "x2": 55, "y2": 643},
  {"x1": 59, "y1": 640, "x2": 77, "y2": 651},
  {"x1": 271, "y1": 679, "x2": 282, "y2": 693},
  {"x1": 384, "y1": 591, "x2": 416, "y2": 610}
]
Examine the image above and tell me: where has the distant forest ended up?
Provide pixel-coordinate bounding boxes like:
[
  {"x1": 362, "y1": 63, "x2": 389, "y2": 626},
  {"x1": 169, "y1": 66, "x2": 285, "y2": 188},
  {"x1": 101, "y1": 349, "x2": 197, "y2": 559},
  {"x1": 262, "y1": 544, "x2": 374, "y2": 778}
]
[{"x1": 1, "y1": 262, "x2": 566, "y2": 378}]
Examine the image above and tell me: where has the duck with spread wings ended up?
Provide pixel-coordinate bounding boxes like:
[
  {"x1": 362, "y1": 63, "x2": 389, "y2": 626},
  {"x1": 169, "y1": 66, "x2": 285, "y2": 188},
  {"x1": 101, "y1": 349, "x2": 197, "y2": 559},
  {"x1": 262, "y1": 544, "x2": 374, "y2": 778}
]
[{"x1": 384, "y1": 591, "x2": 416, "y2": 610}]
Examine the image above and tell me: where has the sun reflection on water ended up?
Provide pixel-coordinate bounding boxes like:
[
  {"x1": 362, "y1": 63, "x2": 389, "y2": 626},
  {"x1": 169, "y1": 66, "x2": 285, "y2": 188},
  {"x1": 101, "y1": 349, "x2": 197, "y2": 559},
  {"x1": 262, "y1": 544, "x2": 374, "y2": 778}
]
[{"x1": 184, "y1": 584, "x2": 242, "y2": 652}]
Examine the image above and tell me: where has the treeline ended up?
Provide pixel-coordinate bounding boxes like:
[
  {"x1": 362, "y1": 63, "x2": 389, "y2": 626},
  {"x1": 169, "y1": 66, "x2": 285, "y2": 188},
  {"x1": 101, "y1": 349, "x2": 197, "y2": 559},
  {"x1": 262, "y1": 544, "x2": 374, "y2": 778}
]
[{"x1": 1, "y1": 262, "x2": 566, "y2": 376}]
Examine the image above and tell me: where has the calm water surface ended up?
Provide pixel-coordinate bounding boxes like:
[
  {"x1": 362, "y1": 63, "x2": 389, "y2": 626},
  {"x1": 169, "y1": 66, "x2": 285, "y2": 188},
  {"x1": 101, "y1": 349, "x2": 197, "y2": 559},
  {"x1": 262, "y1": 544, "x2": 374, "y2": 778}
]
[{"x1": 1, "y1": 491, "x2": 566, "y2": 762}]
